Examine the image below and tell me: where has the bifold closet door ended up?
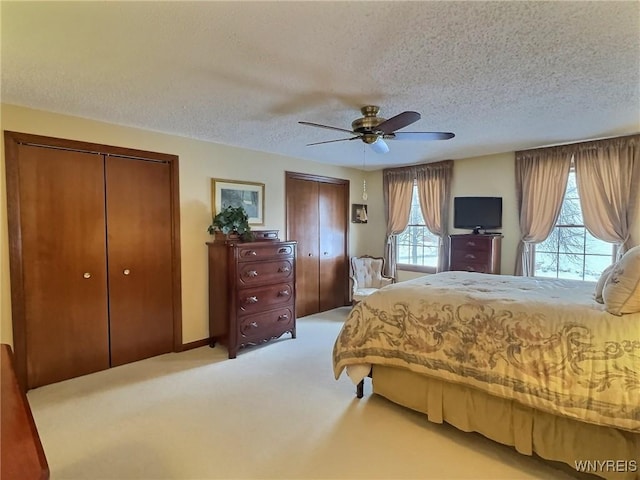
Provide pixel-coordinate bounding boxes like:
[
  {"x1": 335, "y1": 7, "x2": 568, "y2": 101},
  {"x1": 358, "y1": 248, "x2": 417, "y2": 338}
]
[
  {"x1": 286, "y1": 177, "x2": 320, "y2": 317},
  {"x1": 105, "y1": 156, "x2": 174, "y2": 366},
  {"x1": 18, "y1": 145, "x2": 110, "y2": 389},
  {"x1": 286, "y1": 172, "x2": 348, "y2": 317},
  {"x1": 318, "y1": 182, "x2": 348, "y2": 311}
]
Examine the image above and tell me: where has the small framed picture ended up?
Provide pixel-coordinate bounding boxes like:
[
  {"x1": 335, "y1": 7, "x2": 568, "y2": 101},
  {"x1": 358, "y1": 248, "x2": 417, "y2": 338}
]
[
  {"x1": 351, "y1": 204, "x2": 368, "y2": 224},
  {"x1": 212, "y1": 178, "x2": 265, "y2": 225}
]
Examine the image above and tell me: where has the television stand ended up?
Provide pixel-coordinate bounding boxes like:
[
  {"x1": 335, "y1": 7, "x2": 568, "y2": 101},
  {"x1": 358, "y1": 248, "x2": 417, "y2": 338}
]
[{"x1": 448, "y1": 234, "x2": 503, "y2": 274}]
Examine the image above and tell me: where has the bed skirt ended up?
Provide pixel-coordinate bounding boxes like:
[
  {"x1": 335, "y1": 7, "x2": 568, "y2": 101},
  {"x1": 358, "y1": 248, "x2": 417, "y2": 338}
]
[{"x1": 372, "y1": 365, "x2": 639, "y2": 480}]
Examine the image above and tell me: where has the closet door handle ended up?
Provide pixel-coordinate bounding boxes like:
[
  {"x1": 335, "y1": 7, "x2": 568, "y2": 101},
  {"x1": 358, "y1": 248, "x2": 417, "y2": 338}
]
[
  {"x1": 83, "y1": 272, "x2": 91, "y2": 279},
  {"x1": 123, "y1": 269, "x2": 131, "y2": 275}
]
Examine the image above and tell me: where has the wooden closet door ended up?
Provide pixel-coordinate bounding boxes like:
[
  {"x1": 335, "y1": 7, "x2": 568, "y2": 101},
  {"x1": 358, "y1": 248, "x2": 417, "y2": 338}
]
[
  {"x1": 286, "y1": 177, "x2": 320, "y2": 317},
  {"x1": 319, "y1": 182, "x2": 348, "y2": 310},
  {"x1": 105, "y1": 157, "x2": 174, "y2": 366},
  {"x1": 17, "y1": 145, "x2": 110, "y2": 389}
]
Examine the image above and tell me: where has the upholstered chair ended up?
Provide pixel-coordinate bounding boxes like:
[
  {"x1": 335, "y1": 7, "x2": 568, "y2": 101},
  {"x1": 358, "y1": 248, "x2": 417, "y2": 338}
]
[{"x1": 350, "y1": 255, "x2": 394, "y2": 304}]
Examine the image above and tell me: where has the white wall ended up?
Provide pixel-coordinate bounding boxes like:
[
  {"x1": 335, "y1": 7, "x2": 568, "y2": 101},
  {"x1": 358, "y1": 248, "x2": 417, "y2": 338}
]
[
  {"x1": 0, "y1": 104, "x2": 373, "y2": 345},
  {"x1": 449, "y1": 152, "x2": 519, "y2": 275}
]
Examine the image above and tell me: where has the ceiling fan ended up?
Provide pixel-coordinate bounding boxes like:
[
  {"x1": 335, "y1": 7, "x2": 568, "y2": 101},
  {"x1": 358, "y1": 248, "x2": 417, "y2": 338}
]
[{"x1": 299, "y1": 105, "x2": 455, "y2": 154}]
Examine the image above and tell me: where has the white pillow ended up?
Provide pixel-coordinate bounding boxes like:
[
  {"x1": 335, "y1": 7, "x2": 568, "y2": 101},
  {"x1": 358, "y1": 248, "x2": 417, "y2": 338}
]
[
  {"x1": 594, "y1": 263, "x2": 616, "y2": 304},
  {"x1": 602, "y1": 245, "x2": 640, "y2": 315}
]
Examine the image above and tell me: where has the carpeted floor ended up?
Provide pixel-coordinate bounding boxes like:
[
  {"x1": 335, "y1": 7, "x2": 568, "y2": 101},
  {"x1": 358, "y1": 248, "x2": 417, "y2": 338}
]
[{"x1": 27, "y1": 307, "x2": 581, "y2": 479}]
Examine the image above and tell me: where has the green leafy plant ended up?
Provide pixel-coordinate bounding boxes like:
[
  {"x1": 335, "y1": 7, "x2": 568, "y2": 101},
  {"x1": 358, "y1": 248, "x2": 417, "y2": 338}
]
[{"x1": 208, "y1": 205, "x2": 254, "y2": 241}]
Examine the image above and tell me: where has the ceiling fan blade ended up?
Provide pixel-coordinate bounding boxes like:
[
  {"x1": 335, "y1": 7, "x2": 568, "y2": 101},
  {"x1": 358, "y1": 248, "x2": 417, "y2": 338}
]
[
  {"x1": 299, "y1": 121, "x2": 357, "y2": 135},
  {"x1": 390, "y1": 131, "x2": 455, "y2": 141},
  {"x1": 369, "y1": 137, "x2": 389, "y2": 154},
  {"x1": 306, "y1": 137, "x2": 359, "y2": 146},
  {"x1": 376, "y1": 111, "x2": 421, "y2": 134}
]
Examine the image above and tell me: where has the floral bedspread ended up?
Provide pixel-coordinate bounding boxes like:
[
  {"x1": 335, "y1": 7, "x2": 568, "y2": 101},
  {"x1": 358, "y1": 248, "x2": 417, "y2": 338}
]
[{"x1": 333, "y1": 272, "x2": 640, "y2": 432}]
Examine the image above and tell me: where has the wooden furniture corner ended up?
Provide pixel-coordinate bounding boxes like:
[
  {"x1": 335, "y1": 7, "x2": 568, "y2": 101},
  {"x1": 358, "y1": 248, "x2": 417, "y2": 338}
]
[{"x1": 1, "y1": 344, "x2": 49, "y2": 480}]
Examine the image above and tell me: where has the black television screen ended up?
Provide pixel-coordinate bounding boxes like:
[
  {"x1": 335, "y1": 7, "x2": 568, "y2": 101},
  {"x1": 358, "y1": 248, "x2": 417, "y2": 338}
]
[{"x1": 454, "y1": 196, "x2": 502, "y2": 232}]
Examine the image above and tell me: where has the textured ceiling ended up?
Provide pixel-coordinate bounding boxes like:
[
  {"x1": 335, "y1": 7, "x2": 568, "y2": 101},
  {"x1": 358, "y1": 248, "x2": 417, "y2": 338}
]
[{"x1": 2, "y1": 1, "x2": 639, "y2": 170}]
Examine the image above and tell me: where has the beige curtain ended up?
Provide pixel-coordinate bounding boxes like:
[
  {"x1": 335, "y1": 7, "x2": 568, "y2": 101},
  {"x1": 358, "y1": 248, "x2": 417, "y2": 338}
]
[
  {"x1": 574, "y1": 134, "x2": 640, "y2": 256},
  {"x1": 416, "y1": 160, "x2": 454, "y2": 272},
  {"x1": 383, "y1": 166, "x2": 414, "y2": 277},
  {"x1": 515, "y1": 147, "x2": 572, "y2": 275}
]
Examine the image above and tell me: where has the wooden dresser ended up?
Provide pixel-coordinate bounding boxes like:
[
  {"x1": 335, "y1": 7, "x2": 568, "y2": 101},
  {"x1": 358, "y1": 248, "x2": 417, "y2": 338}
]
[
  {"x1": 448, "y1": 234, "x2": 502, "y2": 274},
  {"x1": 1, "y1": 344, "x2": 49, "y2": 480},
  {"x1": 207, "y1": 238, "x2": 297, "y2": 358}
]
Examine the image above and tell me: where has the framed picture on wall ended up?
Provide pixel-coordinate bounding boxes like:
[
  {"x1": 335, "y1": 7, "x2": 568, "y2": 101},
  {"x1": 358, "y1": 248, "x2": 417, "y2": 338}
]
[
  {"x1": 351, "y1": 203, "x2": 368, "y2": 224},
  {"x1": 212, "y1": 178, "x2": 265, "y2": 225}
]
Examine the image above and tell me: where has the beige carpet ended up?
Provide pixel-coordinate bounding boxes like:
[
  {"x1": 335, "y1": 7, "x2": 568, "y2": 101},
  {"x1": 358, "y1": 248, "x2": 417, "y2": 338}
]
[{"x1": 27, "y1": 307, "x2": 582, "y2": 480}]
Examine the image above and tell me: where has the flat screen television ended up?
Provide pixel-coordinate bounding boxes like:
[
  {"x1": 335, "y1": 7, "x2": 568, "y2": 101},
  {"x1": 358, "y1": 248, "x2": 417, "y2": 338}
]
[{"x1": 454, "y1": 196, "x2": 502, "y2": 234}]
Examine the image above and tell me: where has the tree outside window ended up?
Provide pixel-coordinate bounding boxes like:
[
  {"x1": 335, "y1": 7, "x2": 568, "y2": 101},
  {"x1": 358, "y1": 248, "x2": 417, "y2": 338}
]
[{"x1": 534, "y1": 168, "x2": 614, "y2": 281}]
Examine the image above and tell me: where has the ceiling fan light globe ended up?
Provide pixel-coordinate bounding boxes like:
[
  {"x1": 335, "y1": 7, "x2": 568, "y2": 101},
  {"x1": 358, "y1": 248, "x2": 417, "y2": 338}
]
[{"x1": 370, "y1": 137, "x2": 390, "y2": 154}]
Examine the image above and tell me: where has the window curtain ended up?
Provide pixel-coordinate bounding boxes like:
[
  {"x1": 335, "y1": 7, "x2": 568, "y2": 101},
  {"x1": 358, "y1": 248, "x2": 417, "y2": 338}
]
[
  {"x1": 383, "y1": 161, "x2": 453, "y2": 277},
  {"x1": 416, "y1": 160, "x2": 454, "y2": 272},
  {"x1": 382, "y1": 166, "x2": 414, "y2": 278},
  {"x1": 574, "y1": 134, "x2": 640, "y2": 256},
  {"x1": 514, "y1": 147, "x2": 572, "y2": 275}
]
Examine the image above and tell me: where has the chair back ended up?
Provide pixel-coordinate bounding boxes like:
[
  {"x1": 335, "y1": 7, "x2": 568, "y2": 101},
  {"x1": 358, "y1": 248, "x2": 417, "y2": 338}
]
[{"x1": 351, "y1": 255, "x2": 387, "y2": 289}]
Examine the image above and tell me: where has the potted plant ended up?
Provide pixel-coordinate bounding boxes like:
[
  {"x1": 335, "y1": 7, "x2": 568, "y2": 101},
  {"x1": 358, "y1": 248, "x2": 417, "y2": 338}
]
[{"x1": 208, "y1": 205, "x2": 254, "y2": 241}]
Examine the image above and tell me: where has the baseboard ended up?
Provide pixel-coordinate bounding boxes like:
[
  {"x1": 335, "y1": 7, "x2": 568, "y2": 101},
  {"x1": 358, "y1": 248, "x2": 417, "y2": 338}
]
[{"x1": 180, "y1": 338, "x2": 211, "y2": 351}]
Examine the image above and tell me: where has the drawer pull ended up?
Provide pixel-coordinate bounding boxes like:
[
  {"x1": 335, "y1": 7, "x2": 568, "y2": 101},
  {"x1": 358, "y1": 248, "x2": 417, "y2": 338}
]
[
  {"x1": 278, "y1": 314, "x2": 289, "y2": 321},
  {"x1": 278, "y1": 290, "x2": 290, "y2": 297},
  {"x1": 278, "y1": 248, "x2": 288, "y2": 254},
  {"x1": 465, "y1": 266, "x2": 476, "y2": 272},
  {"x1": 245, "y1": 296, "x2": 259, "y2": 304},
  {"x1": 250, "y1": 321, "x2": 258, "y2": 328},
  {"x1": 243, "y1": 250, "x2": 257, "y2": 257},
  {"x1": 246, "y1": 270, "x2": 259, "y2": 278},
  {"x1": 464, "y1": 253, "x2": 476, "y2": 259},
  {"x1": 466, "y1": 241, "x2": 476, "y2": 247},
  {"x1": 278, "y1": 266, "x2": 290, "y2": 273}
]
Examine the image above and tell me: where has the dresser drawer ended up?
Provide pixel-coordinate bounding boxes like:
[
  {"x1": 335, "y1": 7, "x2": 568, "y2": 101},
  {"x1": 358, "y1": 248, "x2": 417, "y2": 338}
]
[
  {"x1": 237, "y1": 244, "x2": 294, "y2": 262},
  {"x1": 237, "y1": 259, "x2": 294, "y2": 287},
  {"x1": 238, "y1": 307, "x2": 294, "y2": 342},
  {"x1": 450, "y1": 249, "x2": 491, "y2": 264},
  {"x1": 237, "y1": 282, "x2": 294, "y2": 313},
  {"x1": 450, "y1": 237, "x2": 493, "y2": 252},
  {"x1": 449, "y1": 261, "x2": 492, "y2": 273}
]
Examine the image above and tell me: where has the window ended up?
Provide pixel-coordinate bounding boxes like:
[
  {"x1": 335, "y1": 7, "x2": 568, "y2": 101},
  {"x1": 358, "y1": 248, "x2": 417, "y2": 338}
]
[
  {"x1": 396, "y1": 184, "x2": 440, "y2": 272},
  {"x1": 534, "y1": 167, "x2": 615, "y2": 281}
]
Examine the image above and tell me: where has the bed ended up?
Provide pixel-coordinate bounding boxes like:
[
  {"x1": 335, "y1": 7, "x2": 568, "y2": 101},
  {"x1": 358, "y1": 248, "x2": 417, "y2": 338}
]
[{"x1": 333, "y1": 270, "x2": 640, "y2": 480}]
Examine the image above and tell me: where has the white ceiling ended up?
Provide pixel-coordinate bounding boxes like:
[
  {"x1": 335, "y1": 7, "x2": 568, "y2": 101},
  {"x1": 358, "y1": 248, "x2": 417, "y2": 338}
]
[{"x1": 2, "y1": 1, "x2": 639, "y2": 170}]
